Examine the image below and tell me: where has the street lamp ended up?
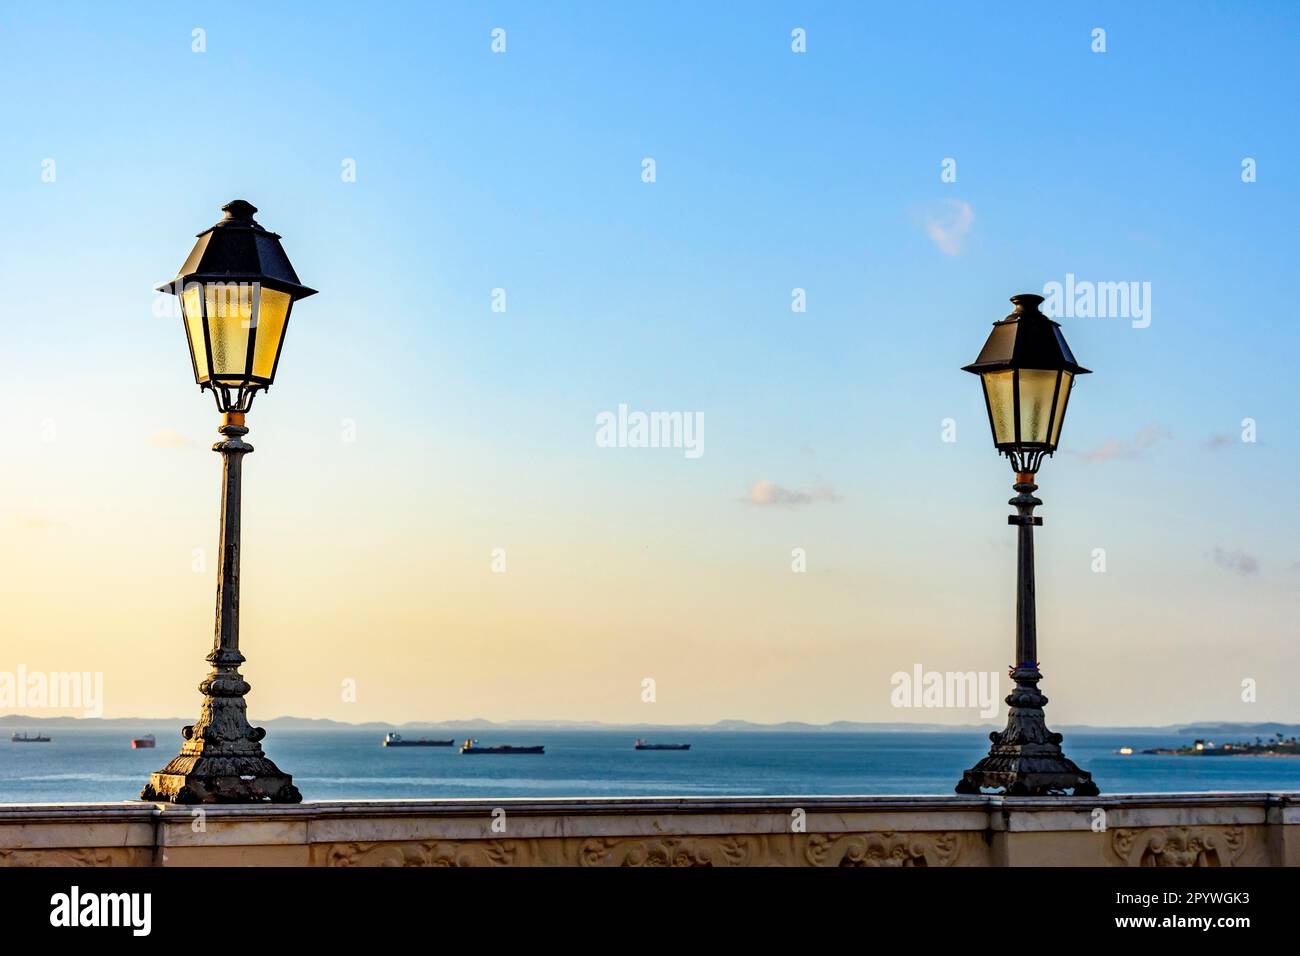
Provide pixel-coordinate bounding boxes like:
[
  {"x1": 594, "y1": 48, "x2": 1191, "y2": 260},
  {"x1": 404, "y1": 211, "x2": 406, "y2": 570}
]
[
  {"x1": 955, "y1": 293, "x2": 1099, "y2": 796},
  {"x1": 141, "y1": 200, "x2": 316, "y2": 804}
]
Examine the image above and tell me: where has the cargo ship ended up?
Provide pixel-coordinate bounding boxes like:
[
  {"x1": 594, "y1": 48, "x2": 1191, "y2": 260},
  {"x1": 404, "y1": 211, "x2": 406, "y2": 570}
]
[
  {"x1": 131, "y1": 734, "x2": 156, "y2": 749},
  {"x1": 459, "y1": 738, "x2": 544, "y2": 755},
  {"x1": 11, "y1": 732, "x2": 51, "y2": 743},
  {"x1": 383, "y1": 733, "x2": 454, "y2": 747},
  {"x1": 634, "y1": 739, "x2": 690, "y2": 751}
]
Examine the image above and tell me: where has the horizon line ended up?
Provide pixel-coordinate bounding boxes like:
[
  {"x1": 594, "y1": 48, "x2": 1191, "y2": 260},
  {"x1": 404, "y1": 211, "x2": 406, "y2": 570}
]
[{"x1": 4, "y1": 714, "x2": 1298, "y2": 732}]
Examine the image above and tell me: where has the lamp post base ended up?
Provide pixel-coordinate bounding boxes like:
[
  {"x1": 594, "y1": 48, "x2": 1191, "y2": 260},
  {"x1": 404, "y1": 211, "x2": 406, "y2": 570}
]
[
  {"x1": 140, "y1": 654, "x2": 302, "y2": 805},
  {"x1": 956, "y1": 751, "x2": 1099, "y2": 797},
  {"x1": 141, "y1": 764, "x2": 301, "y2": 805},
  {"x1": 955, "y1": 664, "x2": 1099, "y2": 797},
  {"x1": 141, "y1": 721, "x2": 302, "y2": 805}
]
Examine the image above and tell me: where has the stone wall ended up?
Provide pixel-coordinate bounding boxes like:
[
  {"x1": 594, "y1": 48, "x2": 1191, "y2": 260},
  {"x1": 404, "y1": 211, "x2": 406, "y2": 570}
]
[{"x1": 1, "y1": 793, "x2": 1296, "y2": 866}]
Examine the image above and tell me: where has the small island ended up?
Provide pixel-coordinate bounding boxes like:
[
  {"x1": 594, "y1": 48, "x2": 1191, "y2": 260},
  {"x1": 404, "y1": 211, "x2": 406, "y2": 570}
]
[{"x1": 1141, "y1": 735, "x2": 1300, "y2": 757}]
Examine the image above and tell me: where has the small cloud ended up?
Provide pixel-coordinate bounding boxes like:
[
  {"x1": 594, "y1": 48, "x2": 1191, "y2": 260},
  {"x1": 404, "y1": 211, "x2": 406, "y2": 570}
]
[
  {"x1": 918, "y1": 199, "x2": 974, "y2": 255},
  {"x1": 1213, "y1": 547, "x2": 1259, "y2": 576},
  {"x1": 1081, "y1": 439, "x2": 1125, "y2": 462},
  {"x1": 1133, "y1": 426, "x2": 1168, "y2": 450},
  {"x1": 744, "y1": 480, "x2": 842, "y2": 509},
  {"x1": 1081, "y1": 426, "x2": 1171, "y2": 462},
  {"x1": 147, "y1": 427, "x2": 196, "y2": 449},
  {"x1": 1204, "y1": 433, "x2": 1234, "y2": 450}
]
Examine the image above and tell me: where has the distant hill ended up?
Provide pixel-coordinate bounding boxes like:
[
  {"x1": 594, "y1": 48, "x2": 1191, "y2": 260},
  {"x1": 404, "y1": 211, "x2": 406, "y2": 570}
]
[
  {"x1": 3, "y1": 714, "x2": 1298, "y2": 736},
  {"x1": 1173, "y1": 722, "x2": 1300, "y2": 737}
]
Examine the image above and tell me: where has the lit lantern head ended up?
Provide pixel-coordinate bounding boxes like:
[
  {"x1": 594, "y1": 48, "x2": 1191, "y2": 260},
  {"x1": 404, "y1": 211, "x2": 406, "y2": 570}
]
[
  {"x1": 962, "y1": 293, "x2": 1090, "y2": 475},
  {"x1": 157, "y1": 200, "x2": 316, "y2": 412}
]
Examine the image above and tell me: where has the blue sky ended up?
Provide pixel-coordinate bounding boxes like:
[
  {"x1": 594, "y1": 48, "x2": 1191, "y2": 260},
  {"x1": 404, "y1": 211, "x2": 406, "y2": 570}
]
[{"x1": 1, "y1": 3, "x2": 1297, "y2": 725}]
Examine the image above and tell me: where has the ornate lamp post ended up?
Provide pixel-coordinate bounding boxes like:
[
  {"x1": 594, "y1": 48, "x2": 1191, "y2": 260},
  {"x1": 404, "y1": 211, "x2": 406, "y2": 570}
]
[
  {"x1": 955, "y1": 293, "x2": 1099, "y2": 796},
  {"x1": 141, "y1": 200, "x2": 316, "y2": 804}
]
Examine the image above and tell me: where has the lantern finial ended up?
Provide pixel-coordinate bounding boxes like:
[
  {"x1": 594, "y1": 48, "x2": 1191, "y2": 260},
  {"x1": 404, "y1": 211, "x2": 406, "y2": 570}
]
[
  {"x1": 1009, "y1": 292, "x2": 1044, "y2": 313},
  {"x1": 220, "y1": 199, "x2": 259, "y2": 222}
]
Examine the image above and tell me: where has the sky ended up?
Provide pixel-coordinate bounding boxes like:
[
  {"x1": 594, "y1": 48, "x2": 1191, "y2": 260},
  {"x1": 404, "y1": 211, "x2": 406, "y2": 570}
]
[{"x1": 1, "y1": 2, "x2": 1298, "y2": 727}]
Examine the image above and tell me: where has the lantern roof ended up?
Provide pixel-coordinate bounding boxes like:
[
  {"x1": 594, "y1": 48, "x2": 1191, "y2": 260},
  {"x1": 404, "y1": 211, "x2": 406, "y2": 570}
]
[
  {"x1": 962, "y1": 294, "x2": 1090, "y2": 376},
  {"x1": 157, "y1": 200, "x2": 317, "y2": 299}
]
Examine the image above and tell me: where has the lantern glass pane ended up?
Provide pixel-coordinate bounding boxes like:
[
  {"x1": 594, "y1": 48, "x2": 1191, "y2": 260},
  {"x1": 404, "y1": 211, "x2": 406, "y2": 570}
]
[
  {"x1": 1017, "y1": 369, "x2": 1060, "y2": 446},
  {"x1": 205, "y1": 282, "x2": 254, "y2": 380},
  {"x1": 251, "y1": 288, "x2": 291, "y2": 381},
  {"x1": 181, "y1": 285, "x2": 209, "y2": 382},
  {"x1": 983, "y1": 370, "x2": 1016, "y2": 445},
  {"x1": 1049, "y1": 371, "x2": 1073, "y2": 447}
]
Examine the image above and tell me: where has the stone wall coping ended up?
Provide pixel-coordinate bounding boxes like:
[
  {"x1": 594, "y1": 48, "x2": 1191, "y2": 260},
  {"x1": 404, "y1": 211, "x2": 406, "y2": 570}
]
[
  {"x1": 0, "y1": 791, "x2": 1293, "y2": 823},
  {"x1": 1, "y1": 793, "x2": 1296, "y2": 865}
]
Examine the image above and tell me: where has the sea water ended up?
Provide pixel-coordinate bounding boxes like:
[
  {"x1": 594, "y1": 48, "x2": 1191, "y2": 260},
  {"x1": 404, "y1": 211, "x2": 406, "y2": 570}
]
[{"x1": 3, "y1": 727, "x2": 1299, "y2": 803}]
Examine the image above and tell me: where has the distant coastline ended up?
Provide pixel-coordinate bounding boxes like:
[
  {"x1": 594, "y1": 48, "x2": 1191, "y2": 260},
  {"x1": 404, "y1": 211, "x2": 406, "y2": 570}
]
[
  {"x1": 1141, "y1": 736, "x2": 1300, "y2": 757},
  {"x1": 3, "y1": 714, "x2": 1299, "y2": 737}
]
